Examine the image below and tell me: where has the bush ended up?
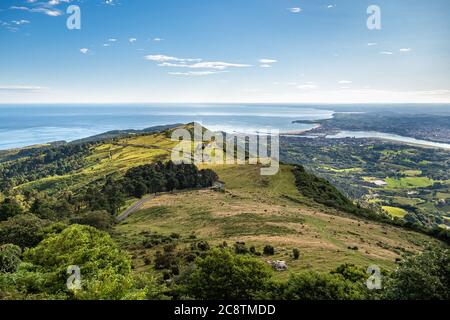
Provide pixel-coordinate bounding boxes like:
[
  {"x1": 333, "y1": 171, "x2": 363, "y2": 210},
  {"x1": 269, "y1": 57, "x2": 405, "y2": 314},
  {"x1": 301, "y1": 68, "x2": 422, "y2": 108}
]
[
  {"x1": 0, "y1": 214, "x2": 48, "y2": 249},
  {"x1": 154, "y1": 251, "x2": 178, "y2": 270},
  {"x1": 293, "y1": 248, "x2": 300, "y2": 260},
  {"x1": 263, "y1": 245, "x2": 275, "y2": 256},
  {"x1": 0, "y1": 198, "x2": 24, "y2": 222},
  {"x1": 331, "y1": 264, "x2": 367, "y2": 283},
  {"x1": 234, "y1": 242, "x2": 248, "y2": 254},
  {"x1": 281, "y1": 272, "x2": 365, "y2": 300},
  {"x1": 23, "y1": 225, "x2": 144, "y2": 299},
  {"x1": 196, "y1": 241, "x2": 210, "y2": 251},
  {"x1": 184, "y1": 248, "x2": 272, "y2": 299},
  {"x1": 69, "y1": 210, "x2": 114, "y2": 231},
  {"x1": 0, "y1": 244, "x2": 22, "y2": 273}
]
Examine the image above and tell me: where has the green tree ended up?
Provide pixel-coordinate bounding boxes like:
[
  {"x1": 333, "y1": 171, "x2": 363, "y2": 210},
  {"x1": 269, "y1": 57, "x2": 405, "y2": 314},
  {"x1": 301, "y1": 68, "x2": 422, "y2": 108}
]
[
  {"x1": 69, "y1": 210, "x2": 114, "y2": 231},
  {"x1": 0, "y1": 198, "x2": 24, "y2": 221},
  {"x1": 184, "y1": 248, "x2": 272, "y2": 299},
  {"x1": 24, "y1": 224, "x2": 145, "y2": 299},
  {"x1": 102, "y1": 180, "x2": 126, "y2": 215},
  {"x1": 0, "y1": 244, "x2": 22, "y2": 273},
  {"x1": 383, "y1": 247, "x2": 449, "y2": 300},
  {"x1": 133, "y1": 181, "x2": 148, "y2": 198},
  {"x1": 281, "y1": 271, "x2": 365, "y2": 300},
  {"x1": 0, "y1": 214, "x2": 48, "y2": 248},
  {"x1": 331, "y1": 263, "x2": 367, "y2": 283}
]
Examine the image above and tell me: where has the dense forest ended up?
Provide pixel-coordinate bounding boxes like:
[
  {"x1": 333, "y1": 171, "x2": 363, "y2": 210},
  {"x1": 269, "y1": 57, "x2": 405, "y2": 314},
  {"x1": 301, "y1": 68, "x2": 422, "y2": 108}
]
[{"x1": 0, "y1": 143, "x2": 92, "y2": 191}]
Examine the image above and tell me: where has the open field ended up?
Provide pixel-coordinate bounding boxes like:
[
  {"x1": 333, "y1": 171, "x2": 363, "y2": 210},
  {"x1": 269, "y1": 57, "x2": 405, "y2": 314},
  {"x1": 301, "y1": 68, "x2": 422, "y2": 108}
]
[{"x1": 382, "y1": 206, "x2": 408, "y2": 218}]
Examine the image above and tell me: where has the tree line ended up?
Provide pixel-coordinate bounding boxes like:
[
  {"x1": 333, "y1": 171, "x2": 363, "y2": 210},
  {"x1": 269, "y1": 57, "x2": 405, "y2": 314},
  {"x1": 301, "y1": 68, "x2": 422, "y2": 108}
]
[{"x1": 83, "y1": 161, "x2": 218, "y2": 215}]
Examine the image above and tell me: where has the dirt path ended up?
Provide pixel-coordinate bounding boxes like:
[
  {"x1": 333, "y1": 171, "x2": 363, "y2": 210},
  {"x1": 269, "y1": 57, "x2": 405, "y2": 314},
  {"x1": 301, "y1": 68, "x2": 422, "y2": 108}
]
[{"x1": 116, "y1": 194, "x2": 156, "y2": 222}]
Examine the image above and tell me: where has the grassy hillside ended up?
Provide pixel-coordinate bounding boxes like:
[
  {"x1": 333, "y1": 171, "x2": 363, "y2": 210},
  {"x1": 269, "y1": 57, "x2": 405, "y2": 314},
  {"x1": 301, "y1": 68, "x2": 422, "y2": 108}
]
[
  {"x1": 14, "y1": 132, "x2": 179, "y2": 195},
  {"x1": 114, "y1": 163, "x2": 440, "y2": 279},
  {"x1": 1, "y1": 125, "x2": 443, "y2": 279}
]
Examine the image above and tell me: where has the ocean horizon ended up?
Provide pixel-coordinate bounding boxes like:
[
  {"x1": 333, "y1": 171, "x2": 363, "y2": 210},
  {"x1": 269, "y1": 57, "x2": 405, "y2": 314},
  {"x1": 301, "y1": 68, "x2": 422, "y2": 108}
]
[
  {"x1": 0, "y1": 103, "x2": 336, "y2": 150},
  {"x1": 1, "y1": 103, "x2": 450, "y2": 150}
]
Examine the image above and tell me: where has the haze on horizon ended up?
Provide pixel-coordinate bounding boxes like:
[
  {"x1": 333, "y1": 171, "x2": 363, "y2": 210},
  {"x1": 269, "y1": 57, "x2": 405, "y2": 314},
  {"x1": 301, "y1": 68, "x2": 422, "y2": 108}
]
[{"x1": 0, "y1": 0, "x2": 449, "y2": 104}]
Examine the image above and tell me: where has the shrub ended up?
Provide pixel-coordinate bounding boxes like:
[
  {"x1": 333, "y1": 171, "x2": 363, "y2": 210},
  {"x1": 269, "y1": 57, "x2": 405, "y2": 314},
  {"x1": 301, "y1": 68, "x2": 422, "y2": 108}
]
[
  {"x1": 69, "y1": 210, "x2": 114, "y2": 231},
  {"x1": 197, "y1": 241, "x2": 210, "y2": 251},
  {"x1": 0, "y1": 244, "x2": 22, "y2": 273},
  {"x1": 0, "y1": 214, "x2": 48, "y2": 249},
  {"x1": 154, "y1": 251, "x2": 178, "y2": 270},
  {"x1": 293, "y1": 248, "x2": 300, "y2": 260},
  {"x1": 234, "y1": 242, "x2": 248, "y2": 254},
  {"x1": 24, "y1": 225, "x2": 143, "y2": 299},
  {"x1": 281, "y1": 272, "x2": 365, "y2": 300},
  {"x1": 263, "y1": 245, "x2": 275, "y2": 256},
  {"x1": 331, "y1": 264, "x2": 367, "y2": 283},
  {"x1": 184, "y1": 248, "x2": 272, "y2": 299},
  {"x1": 0, "y1": 198, "x2": 24, "y2": 222}
]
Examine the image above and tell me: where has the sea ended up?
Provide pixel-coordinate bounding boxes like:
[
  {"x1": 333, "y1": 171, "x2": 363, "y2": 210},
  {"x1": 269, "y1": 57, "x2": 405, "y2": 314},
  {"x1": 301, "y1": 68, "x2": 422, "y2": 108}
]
[
  {"x1": 1, "y1": 103, "x2": 450, "y2": 150},
  {"x1": 0, "y1": 104, "x2": 334, "y2": 150}
]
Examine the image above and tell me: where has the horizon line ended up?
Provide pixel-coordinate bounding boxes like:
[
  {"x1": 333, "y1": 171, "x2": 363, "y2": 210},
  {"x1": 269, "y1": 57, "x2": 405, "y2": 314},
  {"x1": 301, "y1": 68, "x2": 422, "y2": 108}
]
[{"x1": 1, "y1": 102, "x2": 450, "y2": 106}]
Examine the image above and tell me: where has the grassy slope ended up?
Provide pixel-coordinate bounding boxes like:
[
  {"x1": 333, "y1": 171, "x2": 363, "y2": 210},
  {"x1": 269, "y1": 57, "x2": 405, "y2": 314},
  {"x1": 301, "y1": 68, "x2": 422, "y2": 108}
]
[
  {"x1": 17, "y1": 133, "x2": 179, "y2": 194},
  {"x1": 114, "y1": 163, "x2": 440, "y2": 279}
]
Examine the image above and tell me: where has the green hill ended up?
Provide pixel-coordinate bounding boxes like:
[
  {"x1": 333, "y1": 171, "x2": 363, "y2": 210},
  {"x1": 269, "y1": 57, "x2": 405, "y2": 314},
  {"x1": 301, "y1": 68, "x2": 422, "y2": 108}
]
[{"x1": 0, "y1": 124, "x2": 445, "y2": 278}]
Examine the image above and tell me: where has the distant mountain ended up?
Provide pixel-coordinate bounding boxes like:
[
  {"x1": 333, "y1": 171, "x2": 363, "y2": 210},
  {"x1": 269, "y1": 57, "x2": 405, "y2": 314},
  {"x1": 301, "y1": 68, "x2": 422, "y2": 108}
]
[{"x1": 70, "y1": 123, "x2": 184, "y2": 144}]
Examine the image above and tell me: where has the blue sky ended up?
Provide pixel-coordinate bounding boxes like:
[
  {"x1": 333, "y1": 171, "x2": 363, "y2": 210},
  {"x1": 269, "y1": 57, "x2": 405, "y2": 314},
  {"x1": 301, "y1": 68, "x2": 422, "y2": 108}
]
[{"x1": 0, "y1": 0, "x2": 449, "y2": 103}]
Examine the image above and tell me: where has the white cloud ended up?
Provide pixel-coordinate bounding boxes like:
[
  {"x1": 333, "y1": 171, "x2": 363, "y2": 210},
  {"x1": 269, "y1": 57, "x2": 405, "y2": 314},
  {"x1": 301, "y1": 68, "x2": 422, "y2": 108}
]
[
  {"x1": 129, "y1": 38, "x2": 137, "y2": 43},
  {"x1": 153, "y1": 38, "x2": 163, "y2": 42},
  {"x1": 327, "y1": 5, "x2": 335, "y2": 9},
  {"x1": 0, "y1": 85, "x2": 43, "y2": 92},
  {"x1": 163, "y1": 61, "x2": 251, "y2": 70},
  {"x1": 288, "y1": 7, "x2": 302, "y2": 13},
  {"x1": 12, "y1": 20, "x2": 30, "y2": 25},
  {"x1": 338, "y1": 80, "x2": 352, "y2": 84},
  {"x1": 380, "y1": 51, "x2": 393, "y2": 55},
  {"x1": 11, "y1": 5, "x2": 62, "y2": 16},
  {"x1": 108, "y1": 38, "x2": 117, "y2": 42},
  {"x1": 145, "y1": 55, "x2": 250, "y2": 71},
  {"x1": 259, "y1": 59, "x2": 277, "y2": 68},
  {"x1": 399, "y1": 48, "x2": 412, "y2": 52},
  {"x1": 144, "y1": 54, "x2": 201, "y2": 63},
  {"x1": 80, "y1": 48, "x2": 89, "y2": 54},
  {"x1": 168, "y1": 71, "x2": 228, "y2": 76},
  {"x1": 367, "y1": 42, "x2": 378, "y2": 46},
  {"x1": 259, "y1": 59, "x2": 277, "y2": 64}
]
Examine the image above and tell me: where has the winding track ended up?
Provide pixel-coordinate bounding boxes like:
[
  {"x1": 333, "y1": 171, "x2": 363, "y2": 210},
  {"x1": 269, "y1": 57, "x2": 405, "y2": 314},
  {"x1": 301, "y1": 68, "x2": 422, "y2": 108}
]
[{"x1": 116, "y1": 194, "x2": 156, "y2": 222}]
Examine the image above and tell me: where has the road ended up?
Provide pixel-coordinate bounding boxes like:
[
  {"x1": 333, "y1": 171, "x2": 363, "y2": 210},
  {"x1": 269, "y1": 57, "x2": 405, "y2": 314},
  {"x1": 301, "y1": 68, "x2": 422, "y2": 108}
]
[{"x1": 116, "y1": 194, "x2": 155, "y2": 222}]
